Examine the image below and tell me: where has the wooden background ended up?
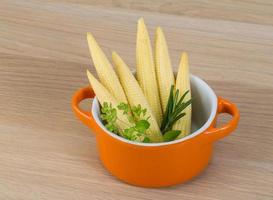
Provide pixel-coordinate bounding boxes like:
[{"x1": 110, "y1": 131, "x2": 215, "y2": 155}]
[{"x1": 1, "y1": 0, "x2": 273, "y2": 199}]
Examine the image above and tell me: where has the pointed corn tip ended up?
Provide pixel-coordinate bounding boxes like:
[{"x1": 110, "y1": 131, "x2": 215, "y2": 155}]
[
  {"x1": 137, "y1": 17, "x2": 150, "y2": 42},
  {"x1": 86, "y1": 33, "x2": 98, "y2": 47},
  {"x1": 86, "y1": 32, "x2": 93, "y2": 40},
  {"x1": 112, "y1": 52, "x2": 118, "y2": 65},
  {"x1": 155, "y1": 27, "x2": 165, "y2": 42},
  {"x1": 86, "y1": 70, "x2": 100, "y2": 88},
  {"x1": 156, "y1": 26, "x2": 163, "y2": 34},
  {"x1": 137, "y1": 17, "x2": 147, "y2": 31},
  {"x1": 112, "y1": 51, "x2": 123, "y2": 68},
  {"x1": 182, "y1": 52, "x2": 188, "y2": 57},
  {"x1": 179, "y1": 52, "x2": 189, "y2": 71},
  {"x1": 181, "y1": 52, "x2": 189, "y2": 62},
  {"x1": 138, "y1": 17, "x2": 145, "y2": 24},
  {"x1": 87, "y1": 69, "x2": 97, "y2": 82},
  {"x1": 112, "y1": 51, "x2": 117, "y2": 58}
]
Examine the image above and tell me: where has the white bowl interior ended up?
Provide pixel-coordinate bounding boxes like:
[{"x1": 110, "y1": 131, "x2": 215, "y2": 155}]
[
  {"x1": 190, "y1": 76, "x2": 216, "y2": 133},
  {"x1": 91, "y1": 75, "x2": 217, "y2": 146}
]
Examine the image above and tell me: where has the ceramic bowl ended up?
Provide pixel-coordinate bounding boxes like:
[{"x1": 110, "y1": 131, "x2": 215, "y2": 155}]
[{"x1": 72, "y1": 75, "x2": 239, "y2": 187}]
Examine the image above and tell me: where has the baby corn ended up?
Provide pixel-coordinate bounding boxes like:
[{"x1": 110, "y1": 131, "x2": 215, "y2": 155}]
[
  {"x1": 86, "y1": 70, "x2": 130, "y2": 132},
  {"x1": 155, "y1": 27, "x2": 175, "y2": 112},
  {"x1": 173, "y1": 52, "x2": 192, "y2": 138},
  {"x1": 112, "y1": 51, "x2": 163, "y2": 142},
  {"x1": 136, "y1": 18, "x2": 162, "y2": 125},
  {"x1": 87, "y1": 33, "x2": 128, "y2": 103}
]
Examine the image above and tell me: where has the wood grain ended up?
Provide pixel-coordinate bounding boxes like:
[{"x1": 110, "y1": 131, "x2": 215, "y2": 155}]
[{"x1": 0, "y1": 0, "x2": 273, "y2": 199}]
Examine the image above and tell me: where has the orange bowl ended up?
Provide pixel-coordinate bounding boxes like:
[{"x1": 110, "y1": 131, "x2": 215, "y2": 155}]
[{"x1": 72, "y1": 75, "x2": 239, "y2": 187}]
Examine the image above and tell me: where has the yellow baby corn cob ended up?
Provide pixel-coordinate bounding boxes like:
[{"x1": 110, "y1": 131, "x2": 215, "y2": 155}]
[
  {"x1": 173, "y1": 52, "x2": 192, "y2": 138},
  {"x1": 86, "y1": 32, "x2": 127, "y2": 103},
  {"x1": 155, "y1": 27, "x2": 175, "y2": 112},
  {"x1": 112, "y1": 51, "x2": 163, "y2": 142},
  {"x1": 136, "y1": 18, "x2": 162, "y2": 125},
  {"x1": 86, "y1": 70, "x2": 130, "y2": 132}
]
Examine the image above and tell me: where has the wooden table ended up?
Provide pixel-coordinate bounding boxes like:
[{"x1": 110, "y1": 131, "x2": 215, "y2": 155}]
[{"x1": 1, "y1": 1, "x2": 273, "y2": 199}]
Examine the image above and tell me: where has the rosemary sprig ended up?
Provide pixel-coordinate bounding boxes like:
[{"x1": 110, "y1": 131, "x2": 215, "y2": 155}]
[{"x1": 160, "y1": 85, "x2": 192, "y2": 134}]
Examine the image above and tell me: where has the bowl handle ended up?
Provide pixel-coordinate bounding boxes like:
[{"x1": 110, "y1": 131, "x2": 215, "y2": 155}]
[
  {"x1": 72, "y1": 86, "x2": 97, "y2": 133},
  {"x1": 202, "y1": 97, "x2": 240, "y2": 143}
]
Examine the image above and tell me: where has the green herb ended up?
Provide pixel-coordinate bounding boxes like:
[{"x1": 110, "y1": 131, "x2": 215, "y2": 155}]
[
  {"x1": 131, "y1": 104, "x2": 148, "y2": 121},
  {"x1": 101, "y1": 85, "x2": 192, "y2": 143},
  {"x1": 101, "y1": 102, "x2": 151, "y2": 142},
  {"x1": 163, "y1": 130, "x2": 181, "y2": 142},
  {"x1": 160, "y1": 85, "x2": 192, "y2": 134},
  {"x1": 135, "y1": 120, "x2": 150, "y2": 133},
  {"x1": 117, "y1": 102, "x2": 130, "y2": 114},
  {"x1": 101, "y1": 102, "x2": 119, "y2": 134}
]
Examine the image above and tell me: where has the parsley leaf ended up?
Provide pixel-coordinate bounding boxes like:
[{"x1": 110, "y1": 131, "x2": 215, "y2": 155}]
[{"x1": 101, "y1": 102, "x2": 151, "y2": 143}]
